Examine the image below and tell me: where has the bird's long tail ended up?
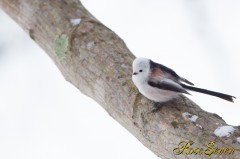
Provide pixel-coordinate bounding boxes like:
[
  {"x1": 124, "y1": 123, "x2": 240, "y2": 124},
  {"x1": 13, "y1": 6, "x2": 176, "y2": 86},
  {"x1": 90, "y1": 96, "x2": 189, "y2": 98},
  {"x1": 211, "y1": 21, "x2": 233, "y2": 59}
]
[{"x1": 181, "y1": 84, "x2": 236, "y2": 102}]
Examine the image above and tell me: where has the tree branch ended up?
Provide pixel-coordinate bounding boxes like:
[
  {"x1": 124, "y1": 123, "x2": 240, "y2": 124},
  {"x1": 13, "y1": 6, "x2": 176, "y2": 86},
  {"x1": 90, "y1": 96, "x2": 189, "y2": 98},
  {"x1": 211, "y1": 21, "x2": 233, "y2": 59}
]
[{"x1": 0, "y1": 0, "x2": 239, "y2": 158}]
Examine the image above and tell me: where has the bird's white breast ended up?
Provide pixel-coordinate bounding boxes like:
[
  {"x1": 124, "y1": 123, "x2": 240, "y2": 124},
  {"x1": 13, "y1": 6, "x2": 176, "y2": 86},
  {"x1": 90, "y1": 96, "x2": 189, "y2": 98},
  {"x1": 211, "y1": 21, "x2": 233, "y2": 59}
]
[{"x1": 133, "y1": 77, "x2": 178, "y2": 102}]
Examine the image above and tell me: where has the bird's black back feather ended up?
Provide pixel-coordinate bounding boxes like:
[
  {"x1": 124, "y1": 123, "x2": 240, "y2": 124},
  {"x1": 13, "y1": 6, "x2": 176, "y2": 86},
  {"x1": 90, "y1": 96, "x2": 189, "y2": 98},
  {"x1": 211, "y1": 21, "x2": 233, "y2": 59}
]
[{"x1": 150, "y1": 60, "x2": 180, "y2": 78}]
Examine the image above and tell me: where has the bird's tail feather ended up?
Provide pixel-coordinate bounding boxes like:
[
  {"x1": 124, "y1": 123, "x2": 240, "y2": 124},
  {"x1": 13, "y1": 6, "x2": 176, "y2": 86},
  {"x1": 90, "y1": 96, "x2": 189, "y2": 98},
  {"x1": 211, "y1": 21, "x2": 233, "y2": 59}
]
[{"x1": 181, "y1": 84, "x2": 236, "y2": 102}]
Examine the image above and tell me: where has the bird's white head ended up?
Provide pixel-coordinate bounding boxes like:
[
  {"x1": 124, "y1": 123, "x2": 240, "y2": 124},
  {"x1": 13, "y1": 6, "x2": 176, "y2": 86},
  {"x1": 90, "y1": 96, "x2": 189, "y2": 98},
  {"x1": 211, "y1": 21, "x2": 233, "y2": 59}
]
[{"x1": 132, "y1": 57, "x2": 151, "y2": 84}]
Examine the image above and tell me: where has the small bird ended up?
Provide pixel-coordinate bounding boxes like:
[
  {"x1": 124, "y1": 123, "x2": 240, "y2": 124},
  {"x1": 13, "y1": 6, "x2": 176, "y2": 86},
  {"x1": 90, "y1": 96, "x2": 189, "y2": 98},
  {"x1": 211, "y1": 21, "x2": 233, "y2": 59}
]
[{"x1": 132, "y1": 57, "x2": 236, "y2": 103}]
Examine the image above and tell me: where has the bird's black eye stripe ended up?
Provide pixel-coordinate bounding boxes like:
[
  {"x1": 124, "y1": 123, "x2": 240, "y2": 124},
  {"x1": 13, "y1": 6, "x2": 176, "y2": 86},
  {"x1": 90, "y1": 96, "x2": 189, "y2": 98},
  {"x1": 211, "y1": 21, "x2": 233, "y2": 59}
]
[{"x1": 139, "y1": 70, "x2": 143, "y2": 72}]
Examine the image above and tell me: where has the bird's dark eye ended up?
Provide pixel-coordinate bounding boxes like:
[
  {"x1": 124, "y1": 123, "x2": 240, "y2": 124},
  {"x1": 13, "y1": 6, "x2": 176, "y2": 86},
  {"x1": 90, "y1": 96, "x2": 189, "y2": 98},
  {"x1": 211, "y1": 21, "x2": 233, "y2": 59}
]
[{"x1": 139, "y1": 70, "x2": 143, "y2": 72}]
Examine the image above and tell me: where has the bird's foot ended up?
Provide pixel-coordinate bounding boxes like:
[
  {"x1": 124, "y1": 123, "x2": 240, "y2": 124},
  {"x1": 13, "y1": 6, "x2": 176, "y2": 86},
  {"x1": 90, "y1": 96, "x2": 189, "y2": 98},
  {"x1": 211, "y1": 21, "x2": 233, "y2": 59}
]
[{"x1": 146, "y1": 102, "x2": 164, "y2": 114}]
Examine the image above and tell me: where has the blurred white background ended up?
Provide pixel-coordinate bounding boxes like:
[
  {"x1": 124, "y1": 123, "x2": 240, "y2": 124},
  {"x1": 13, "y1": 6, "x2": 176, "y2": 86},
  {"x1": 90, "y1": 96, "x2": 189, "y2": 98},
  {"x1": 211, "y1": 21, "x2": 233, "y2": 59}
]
[{"x1": 0, "y1": 0, "x2": 239, "y2": 159}]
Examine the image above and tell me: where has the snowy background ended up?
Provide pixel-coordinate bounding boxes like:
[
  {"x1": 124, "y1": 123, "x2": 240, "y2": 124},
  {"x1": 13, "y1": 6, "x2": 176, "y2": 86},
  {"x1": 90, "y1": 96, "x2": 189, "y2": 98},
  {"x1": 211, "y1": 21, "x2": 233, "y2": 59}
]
[{"x1": 0, "y1": 0, "x2": 239, "y2": 159}]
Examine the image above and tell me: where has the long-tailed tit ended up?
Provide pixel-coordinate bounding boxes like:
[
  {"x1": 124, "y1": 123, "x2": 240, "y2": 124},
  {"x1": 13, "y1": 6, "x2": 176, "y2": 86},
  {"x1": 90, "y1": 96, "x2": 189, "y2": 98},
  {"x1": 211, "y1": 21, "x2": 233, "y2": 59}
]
[{"x1": 132, "y1": 57, "x2": 235, "y2": 102}]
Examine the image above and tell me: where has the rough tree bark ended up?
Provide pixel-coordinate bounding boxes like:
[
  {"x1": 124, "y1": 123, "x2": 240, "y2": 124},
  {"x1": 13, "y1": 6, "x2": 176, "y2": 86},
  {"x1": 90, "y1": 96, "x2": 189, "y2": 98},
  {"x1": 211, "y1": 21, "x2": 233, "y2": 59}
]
[{"x1": 0, "y1": 1, "x2": 239, "y2": 158}]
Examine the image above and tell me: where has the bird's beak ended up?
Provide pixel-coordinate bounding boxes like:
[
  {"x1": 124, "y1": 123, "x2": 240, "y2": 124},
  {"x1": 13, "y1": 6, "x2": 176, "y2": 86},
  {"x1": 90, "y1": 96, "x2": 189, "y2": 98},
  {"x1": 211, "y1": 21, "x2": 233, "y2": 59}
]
[{"x1": 133, "y1": 72, "x2": 138, "y2": 75}]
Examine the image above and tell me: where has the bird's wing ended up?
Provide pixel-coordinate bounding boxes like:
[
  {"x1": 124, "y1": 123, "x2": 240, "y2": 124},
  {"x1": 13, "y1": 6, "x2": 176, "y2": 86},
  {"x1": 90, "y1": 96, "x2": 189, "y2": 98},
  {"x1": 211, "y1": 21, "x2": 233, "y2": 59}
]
[
  {"x1": 149, "y1": 60, "x2": 194, "y2": 85},
  {"x1": 180, "y1": 77, "x2": 194, "y2": 86},
  {"x1": 148, "y1": 79, "x2": 190, "y2": 94}
]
